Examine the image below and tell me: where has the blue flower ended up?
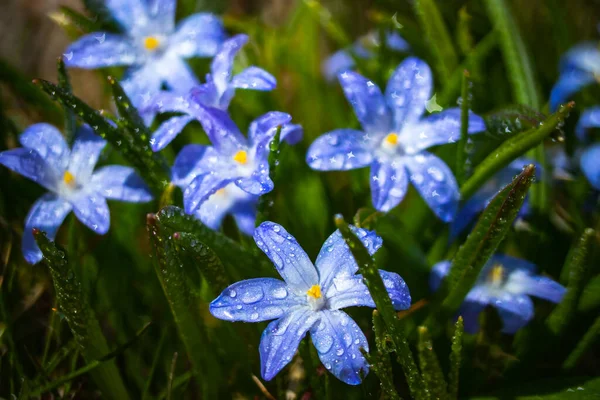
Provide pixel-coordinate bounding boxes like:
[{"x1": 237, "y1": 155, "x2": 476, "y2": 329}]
[
  {"x1": 323, "y1": 30, "x2": 409, "y2": 81},
  {"x1": 210, "y1": 221, "x2": 411, "y2": 384},
  {"x1": 0, "y1": 124, "x2": 152, "y2": 264},
  {"x1": 550, "y1": 42, "x2": 600, "y2": 112},
  {"x1": 64, "y1": 0, "x2": 226, "y2": 108},
  {"x1": 171, "y1": 110, "x2": 300, "y2": 217},
  {"x1": 307, "y1": 57, "x2": 486, "y2": 221},
  {"x1": 576, "y1": 107, "x2": 600, "y2": 189},
  {"x1": 450, "y1": 158, "x2": 539, "y2": 238},
  {"x1": 144, "y1": 34, "x2": 278, "y2": 151},
  {"x1": 430, "y1": 254, "x2": 566, "y2": 334}
]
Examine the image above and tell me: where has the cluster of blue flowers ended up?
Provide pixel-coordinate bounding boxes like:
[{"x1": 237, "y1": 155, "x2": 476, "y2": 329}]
[{"x1": 4, "y1": 0, "x2": 594, "y2": 386}]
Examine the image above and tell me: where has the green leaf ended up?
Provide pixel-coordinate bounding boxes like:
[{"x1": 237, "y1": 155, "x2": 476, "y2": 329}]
[
  {"x1": 448, "y1": 317, "x2": 464, "y2": 400},
  {"x1": 483, "y1": 0, "x2": 540, "y2": 108},
  {"x1": 431, "y1": 164, "x2": 536, "y2": 323},
  {"x1": 547, "y1": 228, "x2": 595, "y2": 335},
  {"x1": 417, "y1": 326, "x2": 449, "y2": 400},
  {"x1": 371, "y1": 311, "x2": 401, "y2": 400},
  {"x1": 303, "y1": 0, "x2": 351, "y2": 48},
  {"x1": 413, "y1": 0, "x2": 458, "y2": 82},
  {"x1": 563, "y1": 316, "x2": 600, "y2": 370},
  {"x1": 146, "y1": 213, "x2": 220, "y2": 397},
  {"x1": 52, "y1": 6, "x2": 100, "y2": 36},
  {"x1": 108, "y1": 76, "x2": 151, "y2": 138},
  {"x1": 56, "y1": 58, "x2": 76, "y2": 145},
  {"x1": 578, "y1": 274, "x2": 600, "y2": 313},
  {"x1": 34, "y1": 230, "x2": 131, "y2": 400},
  {"x1": 461, "y1": 103, "x2": 573, "y2": 201},
  {"x1": 173, "y1": 232, "x2": 229, "y2": 294},
  {"x1": 256, "y1": 126, "x2": 281, "y2": 226},
  {"x1": 156, "y1": 206, "x2": 271, "y2": 280},
  {"x1": 334, "y1": 215, "x2": 426, "y2": 400},
  {"x1": 34, "y1": 79, "x2": 170, "y2": 194},
  {"x1": 456, "y1": 70, "x2": 471, "y2": 186}
]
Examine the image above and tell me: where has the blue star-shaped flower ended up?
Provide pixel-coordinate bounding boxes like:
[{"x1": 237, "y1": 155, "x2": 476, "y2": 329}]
[
  {"x1": 171, "y1": 110, "x2": 300, "y2": 217},
  {"x1": 307, "y1": 57, "x2": 486, "y2": 221},
  {"x1": 322, "y1": 30, "x2": 409, "y2": 81},
  {"x1": 450, "y1": 158, "x2": 539, "y2": 238},
  {"x1": 430, "y1": 254, "x2": 566, "y2": 333},
  {"x1": 64, "y1": 0, "x2": 226, "y2": 108},
  {"x1": 210, "y1": 221, "x2": 411, "y2": 384},
  {"x1": 550, "y1": 42, "x2": 600, "y2": 112},
  {"x1": 576, "y1": 107, "x2": 600, "y2": 189},
  {"x1": 0, "y1": 124, "x2": 152, "y2": 264},
  {"x1": 144, "y1": 34, "x2": 279, "y2": 151}
]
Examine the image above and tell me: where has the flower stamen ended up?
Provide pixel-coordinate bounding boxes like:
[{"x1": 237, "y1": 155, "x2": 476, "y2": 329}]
[
  {"x1": 306, "y1": 285, "x2": 322, "y2": 299},
  {"x1": 488, "y1": 264, "x2": 505, "y2": 285},
  {"x1": 63, "y1": 171, "x2": 76, "y2": 187},
  {"x1": 233, "y1": 150, "x2": 248, "y2": 164},
  {"x1": 384, "y1": 132, "x2": 399, "y2": 146},
  {"x1": 144, "y1": 36, "x2": 161, "y2": 51}
]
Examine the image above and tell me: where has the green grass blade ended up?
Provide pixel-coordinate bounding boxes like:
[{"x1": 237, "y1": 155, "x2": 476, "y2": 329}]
[
  {"x1": 461, "y1": 103, "x2": 573, "y2": 201},
  {"x1": 448, "y1": 317, "x2": 464, "y2": 400},
  {"x1": 56, "y1": 58, "x2": 77, "y2": 145},
  {"x1": 456, "y1": 70, "x2": 471, "y2": 186},
  {"x1": 431, "y1": 165, "x2": 535, "y2": 323},
  {"x1": 547, "y1": 228, "x2": 595, "y2": 335},
  {"x1": 372, "y1": 311, "x2": 402, "y2": 400},
  {"x1": 562, "y1": 316, "x2": 600, "y2": 371},
  {"x1": 256, "y1": 126, "x2": 281, "y2": 226},
  {"x1": 34, "y1": 230, "x2": 131, "y2": 400},
  {"x1": 417, "y1": 326, "x2": 449, "y2": 400},
  {"x1": 334, "y1": 216, "x2": 426, "y2": 400},
  {"x1": 413, "y1": 0, "x2": 458, "y2": 82}
]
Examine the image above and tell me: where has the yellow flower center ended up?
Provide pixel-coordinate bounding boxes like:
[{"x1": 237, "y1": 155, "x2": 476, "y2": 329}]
[
  {"x1": 488, "y1": 264, "x2": 504, "y2": 285},
  {"x1": 144, "y1": 36, "x2": 161, "y2": 51},
  {"x1": 233, "y1": 150, "x2": 248, "y2": 164},
  {"x1": 63, "y1": 171, "x2": 76, "y2": 187},
  {"x1": 306, "y1": 285, "x2": 322, "y2": 299},
  {"x1": 215, "y1": 188, "x2": 226, "y2": 196},
  {"x1": 384, "y1": 132, "x2": 399, "y2": 145}
]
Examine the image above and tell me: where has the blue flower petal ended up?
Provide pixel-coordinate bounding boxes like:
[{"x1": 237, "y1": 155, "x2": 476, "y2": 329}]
[
  {"x1": 105, "y1": 0, "x2": 149, "y2": 32},
  {"x1": 338, "y1": 71, "x2": 391, "y2": 135},
  {"x1": 151, "y1": 115, "x2": 195, "y2": 151},
  {"x1": 385, "y1": 31, "x2": 410, "y2": 52},
  {"x1": 65, "y1": 33, "x2": 140, "y2": 68},
  {"x1": 235, "y1": 171, "x2": 274, "y2": 196},
  {"x1": 575, "y1": 106, "x2": 600, "y2": 141},
  {"x1": 0, "y1": 148, "x2": 58, "y2": 191},
  {"x1": 549, "y1": 69, "x2": 595, "y2": 112},
  {"x1": 184, "y1": 173, "x2": 234, "y2": 215},
  {"x1": 405, "y1": 152, "x2": 459, "y2": 222},
  {"x1": 195, "y1": 107, "x2": 247, "y2": 155},
  {"x1": 68, "y1": 125, "x2": 106, "y2": 181},
  {"x1": 326, "y1": 271, "x2": 411, "y2": 311},
  {"x1": 322, "y1": 49, "x2": 355, "y2": 82},
  {"x1": 429, "y1": 260, "x2": 451, "y2": 292},
  {"x1": 495, "y1": 293, "x2": 534, "y2": 334},
  {"x1": 172, "y1": 144, "x2": 222, "y2": 188},
  {"x1": 385, "y1": 57, "x2": 432, "y2": 130},
  {"x1": 189, "y1": 82, "x2": 222, "y2": 109},
  {"x1": 260, "y1": 307, "x2": 319, "y2": 381},
  {"x1": 580, "y1": 143, "x2": 600, "y2": 190},
  {"x1": 210, "y1": 278, "x2": 304, "y2": 322},
  {"x1": 91, "y1": 166, "x2": 153, "y2": 202},
  {"x1": 146, "y1": 0, "x2": 177, "y2": 33},
  {"x1": 22, "y1": 194, "x2": 72, "y2": 264},
  {"x1": 249, "y1": 112, "x2": 292, "y2": 160},
  {"x1": 280, "y1": 123, "x2": 303, "y2": 145},
  {"x1": 253, "y1": 222, "x2": 319, "y2": 293},
  {"x1": 19, "y1": 123, "x2": 69, "y2": 172},
  {"x1": 232, "y1": 202, "x2": 258, "y2": 236},
  {"x1": 161, "y1": 56, "x2": 200, "y2": 94},
  {"x1": 309, "y1": 310, "x2": 369, "y2": 385},
  {"x1": 559, "y1": 42, "x2": 600, "y2": 74},
  {"x1": 211, "y1": 34, "x2": 248, "y2": 94},
  {"x1": 122, "y1": 63, "x2": 164, "y2": 108},
  {"x1": 71, "y1": 193, "x2": 110, "y2": 234},
  {"x1": 306, "y1": 129, "x2": 374, "y2": 171},
  {"x1": 401, "y1": 108, "x2": 486, "y2": 154},
  {"x1": 507, "y1": 272, "x2": 566, "y2": 303},
  {"x1": 456, "y1": 301, "x2": 486, "y2": 334},
  {"x1": 315, "y1": 227, "x2": 382, "y2": 291},
  {"x1": 370, "y1": 159, "x2": 409, "y2": 212},
  {"x1": 170, "y1": 13, "x2": 226, "y2": 58},
  {"x1": 232, "y1": 66, "x2": 277, "y2": 91}
]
